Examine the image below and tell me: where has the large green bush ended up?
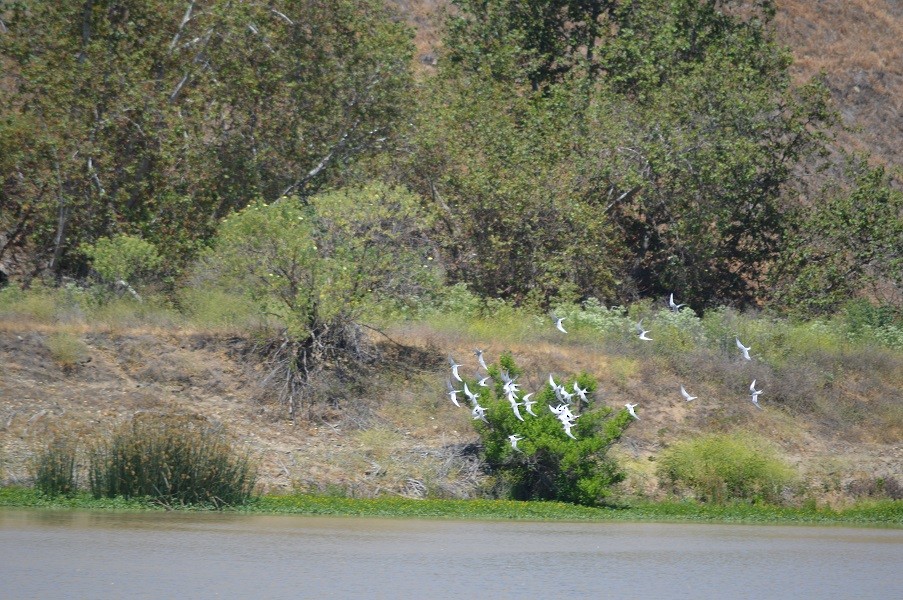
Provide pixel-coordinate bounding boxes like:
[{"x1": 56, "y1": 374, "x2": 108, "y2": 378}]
[
  {"x1": 472, "y1": 354, "x2": 633, "y2": 506},
  {"x1": 657, "y1": 433, "x2": 795, "y2": 504}
]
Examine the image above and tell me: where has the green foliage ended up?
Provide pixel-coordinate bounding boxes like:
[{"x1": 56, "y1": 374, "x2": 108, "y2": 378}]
[
  {"x1": 776, "y1": 161, "x2": 903, "y2": 315},
  {"x1": 29, "y1": 436, "x2": 78, "y2": 497},
  {"x1": 82, "y1": 234, "x2": 161, "y2": 284},
  {"x1": 413, "y1": 0, "x2": 835, "y2": 308},
  {"x1": 469, "y1": 354, "x2": 632, "y2": 506},
  {"x1": 196, "y1": 184, "x2": 439, "y2": 338},
  {"x1": 657, "y1": 433, "x2": 795, "y2": 504},
  {"x1": 44, "y1": 331, "x2": 90, "y2": 369},
  {"x1": 88, "y1": 415, "x2": 257, "y2": 508},
  {"x1": 0, "y1": 0, "x2": 414, "y2": 276}
]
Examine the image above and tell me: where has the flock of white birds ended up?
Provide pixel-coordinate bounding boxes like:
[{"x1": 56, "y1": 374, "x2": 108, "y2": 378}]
[{"x1": 445, "y1": 293, "x2": 764, "y2": 451}]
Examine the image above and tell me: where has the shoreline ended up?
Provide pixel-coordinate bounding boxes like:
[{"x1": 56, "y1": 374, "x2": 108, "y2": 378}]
[{"x1": 2, "y1": 487, "x2": 900, "y2": 527}]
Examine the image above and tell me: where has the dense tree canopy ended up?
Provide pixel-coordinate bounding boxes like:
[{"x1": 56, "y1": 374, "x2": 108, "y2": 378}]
[
  {"x1": 0, "y1": 0, "x2": 897, "y2": 316},
  {"x1": 414, "y1": 0, "x2": 835, "y2": 308},
  {"x1": 0, "y1": 0, "x2": 414, "y2": 275}
]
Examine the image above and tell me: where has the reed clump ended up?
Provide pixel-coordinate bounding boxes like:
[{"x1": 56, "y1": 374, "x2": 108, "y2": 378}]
[
  {"x1": 28, "y1": 435, "x2": 78, "y2": 497},
  {"x1": 88, "y1": 414, "x2": 257, "y2": 508}
]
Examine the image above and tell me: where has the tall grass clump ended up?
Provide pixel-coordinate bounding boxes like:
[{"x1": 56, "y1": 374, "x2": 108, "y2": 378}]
[
  {"x1": 29, "y1": 435, "x2": 78, "y2": 497},
  {"x1": 657, "y1": 433, "x2": 795, "y2": 504},
  {"x1": 88, "y1": 415, "x2": 257, "y2": 508},
  {"x1": 44, "y1": 331, "x2": 90, "y2": 369}
]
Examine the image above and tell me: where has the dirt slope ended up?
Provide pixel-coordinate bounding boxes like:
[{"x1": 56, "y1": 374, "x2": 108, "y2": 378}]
[{"x1": 2, "y1": 320, "x2": 900, "y2": 504}]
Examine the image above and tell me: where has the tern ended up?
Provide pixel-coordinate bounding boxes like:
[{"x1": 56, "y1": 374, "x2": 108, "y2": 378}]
[
  {"x1": 636, "y1": 320, "x2": 653, "y2": 341},
  {"x1": 669, "y1": 293, "x2": 686, "y2": 312},
  {"x1": 446, "y1": 379, "x2": 462, "y2": 407},
  {"x1": 476, "y1": 374, "x2": 492, "y2": 388},
  {"x1": 736, "y1": 337, "x2": 752, "y2": 361},
  {"x1": 474, "y1": 349, "x2": 489, "y2": 371},
  {"x1": 549, "y1": 374, "x2": 559, "y2": 389},
  {"x1": 573, "y1": 382, "x2": 590, "y2": 404},
  {"x1": 448, "y1": 356, "x2": 464, "y2": 381},
  {"x1": 553, "y1": 315, "x2": 568, "y2": 334},
  {"x1": 463, "y1": 382, "x2": 479, "y2": 405},
  {"x1": 522, "y1": 393, "x2": 537, "y2": 416},
  {"x1": 625, "y1": 403, "x2": 640, "y2": 420},
  {"x1": 471, "y1": 403, "x2": 488, "y2": 422},
  {"x1": 680, "y1": 385, "x2": 697, "y2": 402},
  {"x1": 507, "y1": 395, "x2": 525, "y2": 422},
  {"x1": 750, "y1": 380, "x2": 764, "y2": 409},
  {"x1": 508, "y1": 434, "x2": 524, "y2": 451},
  {"x1": 561, "y1": 421, "x2": 577, "y2": 440}
]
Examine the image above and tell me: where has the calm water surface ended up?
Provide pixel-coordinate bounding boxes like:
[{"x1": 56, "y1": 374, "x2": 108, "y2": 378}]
[{"x1": 1, "y1": 509, "x2": 901, "y2": 599}]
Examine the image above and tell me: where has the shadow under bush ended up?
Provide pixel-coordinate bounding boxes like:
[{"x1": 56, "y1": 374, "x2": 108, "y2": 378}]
[{"x1": 88, "y1": 414, "x2": 257, "y2": 508}]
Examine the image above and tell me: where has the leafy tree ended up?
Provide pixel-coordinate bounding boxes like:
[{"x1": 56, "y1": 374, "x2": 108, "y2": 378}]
[
  {"x1": 774, "y1": 160, "x2": 903, "y2": 314},
  {"x1": 415, "y1": 0, "x2": 835, "y2": 308},
  {"x1": 82, "y1": 234, "x2": 162, "y2": 286},
  {"x1": 410, "y1": 74, "x2": 624, "y2": 304},
  {"x1": 195, "y1": 183, "x2": 439, "y2": 420},
  {"x1": 469, "y1": 353, "x2": 632, "y2": 505},
  {"x1": 0, "y1": 0, "x2": 414, "y2": 278}
]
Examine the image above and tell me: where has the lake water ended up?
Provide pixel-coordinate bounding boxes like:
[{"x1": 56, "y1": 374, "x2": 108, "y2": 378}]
[{"x1": 1, "y1": 509, "x2": 901, "y2": 599}]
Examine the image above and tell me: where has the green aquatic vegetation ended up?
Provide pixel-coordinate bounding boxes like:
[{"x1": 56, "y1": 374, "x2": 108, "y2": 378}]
[{"x1": 4, "y1": 487, "x2": 900, "y2": 526}]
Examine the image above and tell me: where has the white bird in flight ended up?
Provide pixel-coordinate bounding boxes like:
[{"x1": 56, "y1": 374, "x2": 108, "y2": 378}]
[
  {"x1": 561, "y1": 420, "x2": 577, "y2": 440},
  {"x1": 553, "y1": 315, "x2": 568, "y2": 334},
  {"x1": 476, "y1": 374, "x2": 492, "y2": 388},
  {"x1": 625, "y1": 403, "x2": 640, "y2": 420},
  {"x1": 522, "y1": 393, "x2": 537, "y2": 416},
  {"x1": 573, "y1": 382, "x2": 590, "y2": 404},
  {"x1": 446, "y1": 379, "x2": 462, "y2": 407},
  {"x1": 669, "y1": 293, "x2": 686, "y2": 312},
  {"x1": 474, "y1": 349, "x2": 488, "y2": 371},
  {"x1": 680, "y1": 385, "x2": 697, "y2": 402},
  {"x1": 736, "y1": 337, "x2": 752, "y2": 361},
  {"x1": 507, "y1": 395, "x2": 525, "y2": 422},
  {"x1": 750, "y1": 379, "x2": 764, "y2": 409},
  {"x1": 636, "y1": 320, "x2": 653, "y2": 341},
  {"x1": 508, "y1": 434, "x2": 524, "y2": 451},
  {"x1": 448, "y1": 356, "x2": 463, "y2": 381},
  {"x1": 471, "y1": 403, "x2": 488, "y2": 422},
  {"x1": 463, "y1": 382, "x2": 479, "y2": 405}
]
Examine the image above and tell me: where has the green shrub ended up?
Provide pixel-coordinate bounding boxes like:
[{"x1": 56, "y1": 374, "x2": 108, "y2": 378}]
[
  {"x1": 473, "y1": 353, "x2": 633, "y2": 506},
  {"x1": 45, "y1": 331, "x2": 89, "y2": 369},
  {"x1": 82, "y1": 234, "x2": 162, "y2": 284},
  {"x1": 657, "y1": 433, "x2": 795, "y2": 504},
  {"x1": 29, "y1": 436, "x2": 78, "y2": 497},
  {"x1": 88, "y1": 415, "x2": 257, "y2": 508}
]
